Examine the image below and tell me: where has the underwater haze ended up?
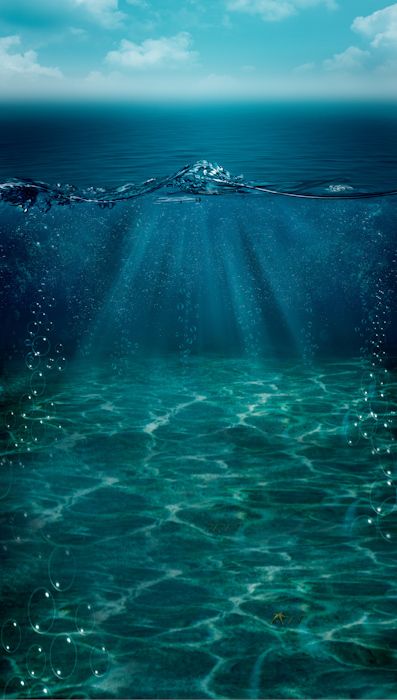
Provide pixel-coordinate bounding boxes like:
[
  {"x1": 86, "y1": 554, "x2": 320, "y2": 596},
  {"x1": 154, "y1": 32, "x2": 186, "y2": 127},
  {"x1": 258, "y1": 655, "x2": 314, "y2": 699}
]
[{"x1": 1, "y1": 102, "x2": 397, "y2": 699}]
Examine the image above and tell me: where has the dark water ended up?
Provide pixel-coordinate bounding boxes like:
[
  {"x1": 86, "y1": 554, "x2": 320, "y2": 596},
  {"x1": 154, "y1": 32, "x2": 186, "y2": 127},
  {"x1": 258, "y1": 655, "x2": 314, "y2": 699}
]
[
  {"x1": 1, "y1": 103, "x2": 397, "y2": 699},
  {"x1": 1, "y1": 102, "x2": 397, "y2": 190}
]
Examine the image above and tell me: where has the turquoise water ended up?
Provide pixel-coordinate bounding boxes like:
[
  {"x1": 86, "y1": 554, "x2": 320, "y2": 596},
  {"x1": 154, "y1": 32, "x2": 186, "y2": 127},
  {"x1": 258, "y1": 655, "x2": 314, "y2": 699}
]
[
  {"x1": 1, "y1": 104, "x2": 397, "y2": 698},
  {"x1": 1, "y1": 357, "x2": 397, "y2": 698}
]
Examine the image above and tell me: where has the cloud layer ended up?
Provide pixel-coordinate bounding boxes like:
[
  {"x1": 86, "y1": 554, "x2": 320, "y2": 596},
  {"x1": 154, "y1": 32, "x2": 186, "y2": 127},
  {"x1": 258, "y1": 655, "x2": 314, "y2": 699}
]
[
  {"x1": 352, "y1": 3, "x2": 397, "y2": 48},
  {"x1": 73, "y1": 0, "x2": 125, "y2": 29},
  {"x1": 0, "y1": 35, "x2": 62, "y2": 78},
  {"x1": 106, "y1": 33, "x2": 196, "y2": 69},
  {"x1": 227, "y1": 0, "x2": 337, "y2": 22}
]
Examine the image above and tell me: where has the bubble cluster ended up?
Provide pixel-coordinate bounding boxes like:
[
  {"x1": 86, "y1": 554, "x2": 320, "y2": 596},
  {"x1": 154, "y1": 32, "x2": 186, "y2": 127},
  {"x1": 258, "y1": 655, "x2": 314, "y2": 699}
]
[
  {"x1": 3, "y1": 283, "x2": 68, "y2": 455},
  {"x1": 1, "y1": 281, "x2": 109, "y2": 698},
  {"x1": 350, "y1": 248, "x2": 397, "y2": 549}
]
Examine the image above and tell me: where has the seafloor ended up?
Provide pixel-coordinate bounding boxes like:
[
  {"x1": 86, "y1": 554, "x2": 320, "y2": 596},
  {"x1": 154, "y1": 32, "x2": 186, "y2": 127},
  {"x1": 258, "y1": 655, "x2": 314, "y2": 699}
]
[{"x1": 1, "y1": 357, "x2": 397, "y2": 699}]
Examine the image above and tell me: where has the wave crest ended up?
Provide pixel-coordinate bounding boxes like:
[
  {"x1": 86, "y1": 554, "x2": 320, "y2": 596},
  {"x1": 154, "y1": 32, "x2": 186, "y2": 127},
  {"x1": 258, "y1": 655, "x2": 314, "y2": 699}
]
[{"x1": 1, "y1": 160, "x2": 396, "y2": 212}]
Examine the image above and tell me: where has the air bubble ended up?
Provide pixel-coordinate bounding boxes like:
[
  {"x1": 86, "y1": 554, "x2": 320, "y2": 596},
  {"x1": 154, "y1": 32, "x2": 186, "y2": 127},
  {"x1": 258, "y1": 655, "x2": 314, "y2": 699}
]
[
  {"x1": 370, "y1": 480, "x2": 396, "y2": 516},
  {"x1": 28, "y1": 588, "x2": 55, "y2": 634},
  {"x1": 25, "y1": 353, "x2": 41, "y2": 371},
  {"x1": 75, "y1": 603, "x2": 95, "y2": 635},
  {"x1": 50, "y1": 634, "x2": 77, "y2": 679},
  {"x1": 90, "y1": 642, "x2": 109, "y2": 678},
  {"x1": 29, "y1": 683, "x2": 50, "y2": 698},
  {"x1": 30, "y1": 372, "x2": 46, "y2": 397},
  {"x1": 4, "y1": 676, "x2": 29, "y2": 698},
  {"x1": 57, "y1": 356, "x2": 67, "y2": 372},
  {"x1": 27, "y1": 321, "x2": 40, "y2": 338},
  {"x1": 1, "y1": 619, "x2": 21, "y2": 653},
  {"x1": 48, "y1": 547, "x2": 76, "y2": 592},
  {"x1": 30, "y1": 419, "x2": 48, "y2": 446},
  {"x1": 26, "y1": 645, "x2": 46, "y2": 679},
  {"x1": 4, "y1": 410, "x2": 17, "y2": 430},
  {"x1": 343, "y1": 410, "x2": 361, "y2": 446},
  {"x1": 10, "y1": 508, "x2": 32, "y2": 544},
  {"x1": 378, "y1": 507, "x2": 397, "y2": 543},
  {"x1": 378, "y1": 449, "x2": 397, "y2": 479},
  {"x1": 32, "y1": 337, "x2": 50, "y2": 357},
  {"x1": 45, "y1": 357, "x2": 55, "y2": 371}
]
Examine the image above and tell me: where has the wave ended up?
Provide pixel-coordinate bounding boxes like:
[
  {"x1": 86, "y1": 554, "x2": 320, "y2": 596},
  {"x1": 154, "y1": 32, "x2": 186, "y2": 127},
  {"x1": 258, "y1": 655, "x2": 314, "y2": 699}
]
[{"x1": 1, "y1": 160, "x2": 397, "y2": 212}]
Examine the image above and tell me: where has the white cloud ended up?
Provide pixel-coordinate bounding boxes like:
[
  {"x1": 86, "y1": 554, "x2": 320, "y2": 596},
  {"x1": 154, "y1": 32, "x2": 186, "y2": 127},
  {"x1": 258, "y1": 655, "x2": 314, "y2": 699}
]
[
  {"x1": 320, "y1": 5, "x2": 397, "y2": 77},
  {"x1": 293, "y1": 61, "x2": 315, "y2": 73},
  {"x1": 0, "y1": 35, "x2": 62, "y2": 78},
  {"x1": 70, "y1": 27, "x2": 88, "y2": 36},
  {"x1": 227, "y1": 0, "x2": 337, "y2": 22},
  {"x1": 73, "y1": 0, "x2": 126, "y2": 29},
  {"x1": 105, "y1": 33, "x2": 197, "y2": 69},
  {"x1": 352, "y1": 4, "x2": 397, "y2": 48},
  {"x1": 323, "y1": 45, "x2": 370, "y2": 71}
]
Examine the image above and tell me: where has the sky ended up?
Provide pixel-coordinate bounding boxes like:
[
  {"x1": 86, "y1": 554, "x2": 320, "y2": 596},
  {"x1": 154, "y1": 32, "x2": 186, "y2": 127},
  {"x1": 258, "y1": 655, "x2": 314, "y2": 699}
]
[{"x1": 0, "y1": 0, "x2": 396, "y2": 100}]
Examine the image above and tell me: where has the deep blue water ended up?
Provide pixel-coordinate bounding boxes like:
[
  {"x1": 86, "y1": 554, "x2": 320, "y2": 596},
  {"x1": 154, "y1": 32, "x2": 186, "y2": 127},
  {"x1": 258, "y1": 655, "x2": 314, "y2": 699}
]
[{"x1": 1, "y1": 103, "x2": 397, "y2": 699}]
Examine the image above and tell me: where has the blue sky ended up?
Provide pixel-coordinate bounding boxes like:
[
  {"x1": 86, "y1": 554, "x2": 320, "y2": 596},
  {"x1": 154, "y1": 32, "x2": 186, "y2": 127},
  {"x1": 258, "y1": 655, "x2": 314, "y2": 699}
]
[{"x1": 0, "y1": 0, "x2": 396, "y2": 99}]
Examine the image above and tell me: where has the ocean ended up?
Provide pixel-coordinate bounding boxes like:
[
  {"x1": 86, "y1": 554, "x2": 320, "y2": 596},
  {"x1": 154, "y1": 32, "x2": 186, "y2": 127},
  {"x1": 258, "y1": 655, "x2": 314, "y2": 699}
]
[{"x1": 0, "y1": 101, "x2": 397, "y2": 699}]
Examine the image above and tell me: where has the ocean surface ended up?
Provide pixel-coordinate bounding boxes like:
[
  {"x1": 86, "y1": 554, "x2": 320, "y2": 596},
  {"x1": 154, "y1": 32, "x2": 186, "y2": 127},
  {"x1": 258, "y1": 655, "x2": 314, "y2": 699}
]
[{"x1": 1, "y1": 102, "x2": 397, "y2": 699}]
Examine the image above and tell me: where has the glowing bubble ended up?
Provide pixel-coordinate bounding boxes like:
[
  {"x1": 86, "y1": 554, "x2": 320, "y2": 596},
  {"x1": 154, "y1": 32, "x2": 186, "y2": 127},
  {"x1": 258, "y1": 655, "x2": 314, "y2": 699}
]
[
  {"x1": 30, "y1": 372, "x2": 46, "y2": 398},
  {"x1": 75, "y1": 603, "x2": 95, "y2": 636},
  {"x1": 29, "y1": 683, "x2": 50, "y2": 698},
  {"x1": 36, "y1": 311, "x2": 48, "y2": 326},
  {"x1": 343, "y1": 409, "x2": 361, "y2": 446},
  {"x1": 26, "y1": 645, "x2": 46, "y2": 679},
  {"x1": 378, "y1": 507, "x2": 397, "y2": 543},
  {"x1": 90, "y1": 642, "x2": 109, "y2": 678},
  {"x1": 50, "y1": 635, "x2": 77, "y2": 679},
  {"x1": 30, "y1": 302, "x2": 42, "y2": 315},
  {"x1": 30, "y1": 419, "x2": 48, "y2": 446},
  {"x1": 32, "y1": 337, "x2": 50, "y2": 358},
  {"x1": 48, "y1": 547, "x2": 76, "y2": 592},
  {"x1": 4, "y1": 410, "x2": 17, "y2": 430},
  {"x1": 0, "y1": 457, "x2": 13, "y2": 500},
  {"x1": 19, "y1": 393, "x2": 36, "y2": 417},
  {"x1": 56, "y1": 357, "x2": 67, "y2": 372},
  {"x1": 10, "y1": 508, "x2": 31, "y2": 544},
  {"x1": 1, "y1": 619, "x2": 21, "y2": 653},
  {"x1": 370, "y1": 480, "x2": 396, "y2": 517},
  {"x1": 55, "y1": 343, "x2": 64, "y2": 355},
  {"x1": 357, "y1": 410, "x2": 379, "y2": 441},
  {"x1": 378, "y1": 449, "x2": 397, "y2": 479},
  {"x1": 4, "y1": 676, "x2": 29, "y2": 698},
  {"x1": 25, "y1": 353, "x2": 41, "y2": 371},
  {"x1": 45, "y1": 357, "x2": 55, "y2": 371},
  {"x1": 27, "y1": 321, "x2": 40, "y2": 338},
  {"x1": 28, "y1": 588, "x2": 55, "y2": 634}
]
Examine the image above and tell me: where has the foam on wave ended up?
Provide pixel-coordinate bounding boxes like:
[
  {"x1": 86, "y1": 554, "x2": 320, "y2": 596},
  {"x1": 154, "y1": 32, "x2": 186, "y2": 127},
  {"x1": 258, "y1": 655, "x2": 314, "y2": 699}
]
[{"x1": 1, "y1": 160, "x2": 396, "y2": 212}]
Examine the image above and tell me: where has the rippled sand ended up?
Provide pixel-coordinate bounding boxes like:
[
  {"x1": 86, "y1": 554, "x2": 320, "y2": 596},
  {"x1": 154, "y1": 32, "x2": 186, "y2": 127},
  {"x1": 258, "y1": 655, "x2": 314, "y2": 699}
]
[{"x1": 1, "y1": 357, "x2": 396, "y2": 698}]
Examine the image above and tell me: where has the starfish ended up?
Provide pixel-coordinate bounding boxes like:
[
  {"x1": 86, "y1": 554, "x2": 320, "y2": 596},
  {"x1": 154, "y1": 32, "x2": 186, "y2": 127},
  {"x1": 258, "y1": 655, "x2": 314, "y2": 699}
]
[{"x1": 272, "y1": 611, "x2": 287, "y2": 625}]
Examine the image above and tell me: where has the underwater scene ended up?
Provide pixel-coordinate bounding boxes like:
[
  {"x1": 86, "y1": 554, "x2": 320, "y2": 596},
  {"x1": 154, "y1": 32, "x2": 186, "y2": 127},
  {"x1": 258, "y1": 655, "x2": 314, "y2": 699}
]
[{"x1": 1, "y1": 103, "x2": 397, "y2": 699}]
